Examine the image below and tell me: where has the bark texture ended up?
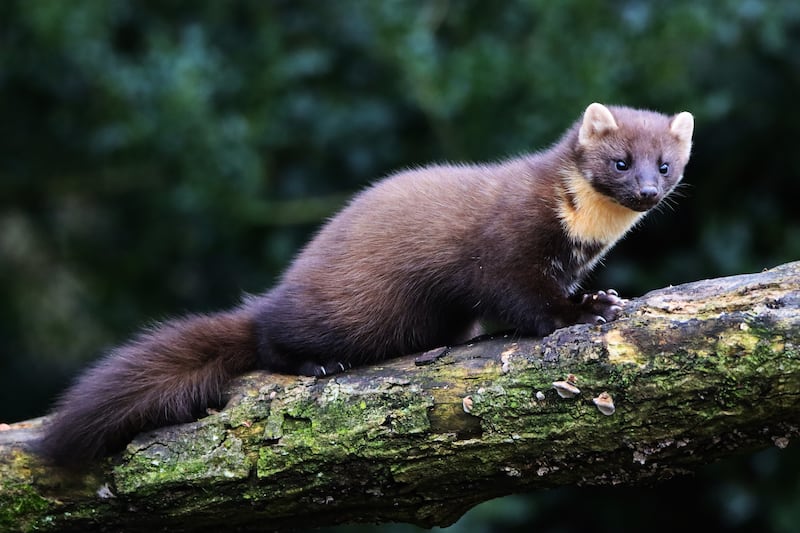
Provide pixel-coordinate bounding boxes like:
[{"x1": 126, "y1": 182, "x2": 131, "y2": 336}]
[{"x1": 2, "y1": 262, "x2": 799, "y2": 532}]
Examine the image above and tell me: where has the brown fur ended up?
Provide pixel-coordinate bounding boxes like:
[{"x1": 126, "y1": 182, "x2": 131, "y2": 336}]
[
  {"x1": 41, "y1": 103, "x2": 693, "y2": 466},
  {"x1": 39, "y1": 310, "x2": 258, "y2": 464}
]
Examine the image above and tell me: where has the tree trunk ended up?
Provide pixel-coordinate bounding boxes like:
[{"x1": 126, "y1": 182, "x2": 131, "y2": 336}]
[{"x1": 2, "y1": 262, "x2": 799, "y2": 532}]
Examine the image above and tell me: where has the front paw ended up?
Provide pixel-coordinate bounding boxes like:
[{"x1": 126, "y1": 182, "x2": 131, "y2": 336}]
[{"x1": 577, "y1": 289, "x2": 625, "y2": 325}]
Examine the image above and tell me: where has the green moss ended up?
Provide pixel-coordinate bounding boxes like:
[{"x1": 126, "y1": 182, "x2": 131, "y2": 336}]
[
  {"x1": 114, "y1": 423, "x2": 251, "y2": 495},
  {"x1": 605, "y1": 363, "x2": 642, "y2": 391},
  {"x1": 254, "y1": 373, "x2": 446, "y2": 482},
  {"x1": 0, "y1": 449, "x2": 60, "y2": 532},
  {"x1": 0, "y1": 483, "x2": 52, "y2": 532},
  {"x1": 714, "y1": 329, "x2": 760, "y2": 358}
]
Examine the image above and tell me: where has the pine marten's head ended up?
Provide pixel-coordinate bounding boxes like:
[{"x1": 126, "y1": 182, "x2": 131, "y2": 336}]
[{"x1": 575, "y1": 103, "x2": 694, "y2": 213}]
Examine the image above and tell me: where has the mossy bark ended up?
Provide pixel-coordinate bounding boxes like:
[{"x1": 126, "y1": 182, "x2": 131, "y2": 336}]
[{"x1": 2, "y1": 262, "x2": 799, "y2": 532}]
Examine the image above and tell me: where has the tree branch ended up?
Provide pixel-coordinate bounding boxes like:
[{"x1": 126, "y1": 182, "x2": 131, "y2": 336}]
[{"x1": 2, "y1": 262, "x2": 799, "y2": 532}]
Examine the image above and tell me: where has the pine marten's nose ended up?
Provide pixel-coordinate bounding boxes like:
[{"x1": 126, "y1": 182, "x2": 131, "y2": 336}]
[{"x1": 639, "y1": 185, "x2": 659, "y2": 201}]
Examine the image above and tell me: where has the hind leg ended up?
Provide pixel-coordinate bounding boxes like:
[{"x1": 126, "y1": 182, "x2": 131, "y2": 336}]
[{"x1": 296, "y1": 360, "x2": 352, "y2": 377}]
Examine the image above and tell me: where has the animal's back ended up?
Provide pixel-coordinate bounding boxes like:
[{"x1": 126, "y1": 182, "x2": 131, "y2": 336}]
[{"x1": 262, "y1": 163, "x2": 512, "y2": 367}]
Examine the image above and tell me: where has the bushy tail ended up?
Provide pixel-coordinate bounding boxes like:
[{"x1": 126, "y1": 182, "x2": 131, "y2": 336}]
[{"x1": 39, "y1": 307, "x2": 258, "y2": 467}]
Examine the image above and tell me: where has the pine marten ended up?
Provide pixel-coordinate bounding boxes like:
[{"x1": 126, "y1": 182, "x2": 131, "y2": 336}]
[{"x1": 39, "y1": 103, "x2": 694, "y2": 466}]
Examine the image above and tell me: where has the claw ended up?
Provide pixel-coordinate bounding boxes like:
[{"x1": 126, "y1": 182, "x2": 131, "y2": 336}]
[
  {"x1": 595, "y1": 316, "x2": 607, "y2": 325},
  {"x1": 607, "y1": 289, "x2": 618, "y2": 296},
  {"x1": 609, "y1": 305, "x2": 623, "y2": 314}
]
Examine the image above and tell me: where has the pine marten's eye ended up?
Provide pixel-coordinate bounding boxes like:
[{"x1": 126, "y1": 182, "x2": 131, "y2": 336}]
[
  {"x1": 659, "y1": 162, "x2": 670, "y2": 175},
  {"x1": 614, "y1": 160, "x2": 629, "y2": 171}
]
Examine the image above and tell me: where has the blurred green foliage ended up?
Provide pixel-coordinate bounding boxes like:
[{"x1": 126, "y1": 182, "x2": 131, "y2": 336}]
[{"x1": 1, "y1": 1, "x2": 799, "y2": 531}]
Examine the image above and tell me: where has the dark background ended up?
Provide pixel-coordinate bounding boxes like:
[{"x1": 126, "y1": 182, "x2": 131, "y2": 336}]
[{"x1": 1, "y1": 1, "x2": 799, "y2": 531}]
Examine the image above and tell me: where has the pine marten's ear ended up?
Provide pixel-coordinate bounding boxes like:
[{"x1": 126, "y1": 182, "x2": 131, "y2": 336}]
[
  {"x1": 579, "y1": 103, "x2": 619, "y2": 146},
  {"x1": 670, "y1": 111, "x2": 694, "y2": 159}
]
